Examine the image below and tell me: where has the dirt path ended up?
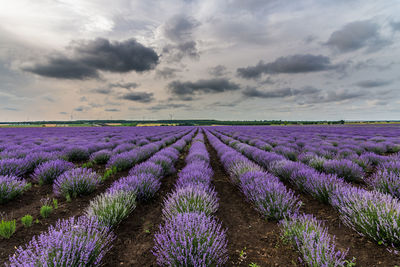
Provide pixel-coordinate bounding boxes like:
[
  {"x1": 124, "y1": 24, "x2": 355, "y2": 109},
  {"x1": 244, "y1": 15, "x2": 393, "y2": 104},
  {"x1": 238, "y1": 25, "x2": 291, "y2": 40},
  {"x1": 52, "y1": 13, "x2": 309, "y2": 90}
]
[
  {"x1": 103, "y1": 146, "x2": 189, "y2": 266},
  {"x1": 205, "y1": 136, "x2": 299, "y2": 266}
]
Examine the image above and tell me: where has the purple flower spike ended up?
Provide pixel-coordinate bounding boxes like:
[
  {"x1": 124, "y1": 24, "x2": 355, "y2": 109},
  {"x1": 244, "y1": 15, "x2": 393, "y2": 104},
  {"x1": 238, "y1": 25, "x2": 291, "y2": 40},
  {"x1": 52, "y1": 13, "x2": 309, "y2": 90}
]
[{"x1": 153, "y1": 212, "x2": 228, "y2": 266}]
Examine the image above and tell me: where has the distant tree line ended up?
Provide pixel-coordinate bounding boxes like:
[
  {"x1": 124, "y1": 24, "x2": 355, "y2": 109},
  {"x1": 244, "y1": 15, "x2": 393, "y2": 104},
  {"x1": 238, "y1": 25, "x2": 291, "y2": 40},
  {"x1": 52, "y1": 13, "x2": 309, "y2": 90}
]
[{"x1": 0, "y1": 119, "x2": 351, "y2": 126}]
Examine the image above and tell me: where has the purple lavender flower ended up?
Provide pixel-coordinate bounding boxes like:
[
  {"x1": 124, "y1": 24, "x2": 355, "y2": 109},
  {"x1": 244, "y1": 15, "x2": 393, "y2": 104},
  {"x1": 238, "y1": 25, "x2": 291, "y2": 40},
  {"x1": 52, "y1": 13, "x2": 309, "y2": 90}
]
[
  {"x1": 227, "y1": 159, "x2": 263, "y2": 184},
  {"x1": 176, "y1": 162, "x2": 214, "y2": 188},
  {"x1": 158, "y1": 147, "x2": 180, "y2": 162},
  {"x1": 53, "y1": 168, "x2": 100, "y2": 198},
  {"x1": 0, "y1": 158, "x2": 29, "y2": 177},
  {"x1": 367, "y1": 169, "x2": 400, "y2": 198},
  {"x1": 323, "y1": 159, "x2": 364, "y2": 183},
  {"x1": 129, "y1": 161, "x2": 164, "y2": 179},
  {"x1": 0, "y1": 175, "x2": 28, "y2": 204},
  {"x1": 24, "y1": 151, "x2": 57, "y2": 174},
  {"x1": 8, "y1": 216, "x2": 115, "y2": 266},
  {"x1": 153, "y1": 212, "x2": 228, "y2": 266},
  {"x1": 240, "y1": 173, "x2": 302, "y2": 220},
  {"x1": 31, "y1": 159, "x2": 74, "y2": 185},
  {"x1": 162, "y1": 184, "x2": 219, "y2": 220},
  {"x1": 331, "y1": 185, "x2": 400, "y2": 247},
  {"x1": 108, "y1": 173, "x2": 160, "y2": 202},
  {"x1": 112, "y1": 143, "x2": 136, "y2": 154},
  {"x1": 89, "y1": 149, "x2": 112, "y2": 165},
  {"x1": 280, "y1": 213, "x2": 348, "y2": 266},
  {"x1": 106, "y1": 151, "x2": 137, "y2": 171},
  {"x1": 85, "y1": 190, "x2": 137, "y2": 227},
  {"x1": 148, "y1": 154, "x2": 175, "y2": 175},
  {"x1": 64, "y1": 146, "x2": 90, "y2": 162}
]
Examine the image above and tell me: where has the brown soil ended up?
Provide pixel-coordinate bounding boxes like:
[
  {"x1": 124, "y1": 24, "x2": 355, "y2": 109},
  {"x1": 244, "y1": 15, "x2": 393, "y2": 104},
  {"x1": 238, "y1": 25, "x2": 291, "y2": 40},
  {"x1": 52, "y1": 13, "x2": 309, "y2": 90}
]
[
  {"x1": 205, "y1": 137, "x2": 300, "y2": 267},
  {"x1": 0, "y1": 164, "x2": 130, "y2": 264},
  {"x1": 103, "y1": 147, "x2": 189, "y2": 266}
]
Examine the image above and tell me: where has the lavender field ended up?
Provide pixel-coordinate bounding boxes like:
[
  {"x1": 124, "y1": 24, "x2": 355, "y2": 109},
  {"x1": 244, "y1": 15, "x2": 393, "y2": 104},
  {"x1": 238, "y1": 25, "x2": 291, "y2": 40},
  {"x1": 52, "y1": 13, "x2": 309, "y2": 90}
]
[{"x1": 0, "y1": 125, "x2": 399, "y2": 266}]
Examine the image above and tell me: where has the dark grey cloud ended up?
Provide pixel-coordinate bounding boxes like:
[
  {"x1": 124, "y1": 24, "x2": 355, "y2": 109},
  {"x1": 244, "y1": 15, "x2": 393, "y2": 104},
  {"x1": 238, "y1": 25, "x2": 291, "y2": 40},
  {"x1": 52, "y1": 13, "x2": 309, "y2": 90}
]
[
  {"x1": 109, "y1": 82, "x2": 139, "y2": 89},
  {"x1": 208, "y1": 65, "x2": 229, "y2": 77},
  {"x1": 161, "y1": 15, "x2": 200, "y2": 62},
  {"x1": 24, "y1": 38, "x2": 159, "y2": 79},
  {"x1": 237, "y1": 54, "x2": 336, "y2": 79},
  {"x1": 243, "y1": 86, "x2": 320, "y2": 98},
  {"x1": 119, "y1": 92, "x2": 154, "y2": 103},
  {"x1": 168, "y1": 78, "x2": 240, "y2": 100},
  {"x1": 162, "y1": 41, "x2": 199, "y2": 62},
  {"x1": 24, "y1": 56, "x2": 99, "y2": 79},
  {"x1": 162, "y1": 15, "x2": 200, "y2": 43},
  {"x1": 356, "y1": 79, "x2": 392, "y2": 88},
  {"x1": 155, "y1": 67, "x2": 180, "y2": 79},
  {"x1": 326, "y1": 20, "x2": 389, "y2": 53},
  {"x1": 105, "y1": 108, "x2": 120, "y2": 112}
]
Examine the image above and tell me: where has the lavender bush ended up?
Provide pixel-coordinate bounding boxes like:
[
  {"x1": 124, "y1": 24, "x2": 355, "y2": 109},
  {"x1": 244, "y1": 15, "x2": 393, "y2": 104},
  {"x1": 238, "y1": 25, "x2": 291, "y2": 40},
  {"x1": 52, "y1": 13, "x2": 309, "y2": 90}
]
[
  {"x1": 367, "y1": 169, "x2": 400, "y2": 198},
  {"x1": 149, "y1": 154, "x2": 175, "y2": 175},
  {"x1": 0, "y1": 158, "x2": 28, "y2": 177},
  {"x1": 0, "y1": 175, "x2": 29, "y2": 204},
  {"x1": 64, "y1": 146, "x2": 90, "y2": 162},
  {"x1": 323, "y1": 159, "x2": 364, "y2": 183},
  {"x1": 53, "y1": 168, "x2": 100, "y2": 198},
  {"x1": 109, "y1": 173, "x2": 161, "y2": 202},
  {"x1": 280, "y1": 213, "x2": 348, "y2": 266},
  {"x1": 162, "y1": 185, "x2": 218, "y2": 220},
  {"x1": 240, "y1": 172, "x2": 301, "y2": 220},
  {"x1": 32, "y1": 159, "x2": 74, "y2": 185},
  {"x1": 331, "y1": 186, "x2": 400, "y2": 247},
  {"x1": 128, "y1": 161, "x2": 164, "y2": 178},
  {"x1": 86, "y1": 190, "x2": 137, "y2": 227},
  {"x1": 8, "y1": 216, "x2": 115, "y2": 266},
  {"x1": 89, "y1": 149, "x2": 112, "y2": 165},
  {"x1": 153, "y1": 212, "x2": 228, "y2": 266}
]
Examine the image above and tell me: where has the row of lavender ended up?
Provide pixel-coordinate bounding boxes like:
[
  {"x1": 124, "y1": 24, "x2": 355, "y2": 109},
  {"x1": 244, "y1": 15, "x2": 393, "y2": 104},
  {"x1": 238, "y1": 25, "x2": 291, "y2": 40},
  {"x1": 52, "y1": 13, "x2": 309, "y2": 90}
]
[
  {"x1": 7, "y1": 130, "x2": 195, "y2": 265},
  {"x1": 0, "y1": 127, "x2": 188, "y2": 204},
  {"x1": 205, "y1": 129, "x2": 349, "y2": 266},
  {"x1": 215, "y1": 127, "x2": 400, "y2": 199},
  {"x1": 153, "y1": 132, "x2": 229, "y2": 265},
  {"x1": 210, "y1": 129, "x2": 400, "y2": 252}
]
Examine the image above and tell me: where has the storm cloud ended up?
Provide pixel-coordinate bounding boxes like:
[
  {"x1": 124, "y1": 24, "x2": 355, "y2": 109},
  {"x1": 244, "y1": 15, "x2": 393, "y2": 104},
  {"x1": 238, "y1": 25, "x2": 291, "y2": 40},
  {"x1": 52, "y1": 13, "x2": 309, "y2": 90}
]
[
  {"x1": 119, "y1": 92, "x2": 154, "y2": 103},
  {"x1": 24, "y1": 38, "x2": 159, "y2": 79},
  {"x1": 326, "y1": 20, "x2": 389, "y2": 53},
  {"x1": 243, "y1": 86, "x2": 320, "y2": 98},
  {"x1": 168, "y1": 78, "x2": 240, "y2": 100},
  {"x1": 237, "y1": 54, "x2": 336, "y2": 79},
  {"x1": 161, "y1": 15, "x2": 200, "y2": 62}
]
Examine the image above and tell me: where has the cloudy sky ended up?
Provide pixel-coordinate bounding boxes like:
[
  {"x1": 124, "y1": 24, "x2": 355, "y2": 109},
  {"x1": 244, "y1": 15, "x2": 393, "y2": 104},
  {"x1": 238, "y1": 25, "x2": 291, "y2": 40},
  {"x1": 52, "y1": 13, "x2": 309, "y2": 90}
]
[{"x1": 1, "y1": 0, "x2": 400, "y2": 121}]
